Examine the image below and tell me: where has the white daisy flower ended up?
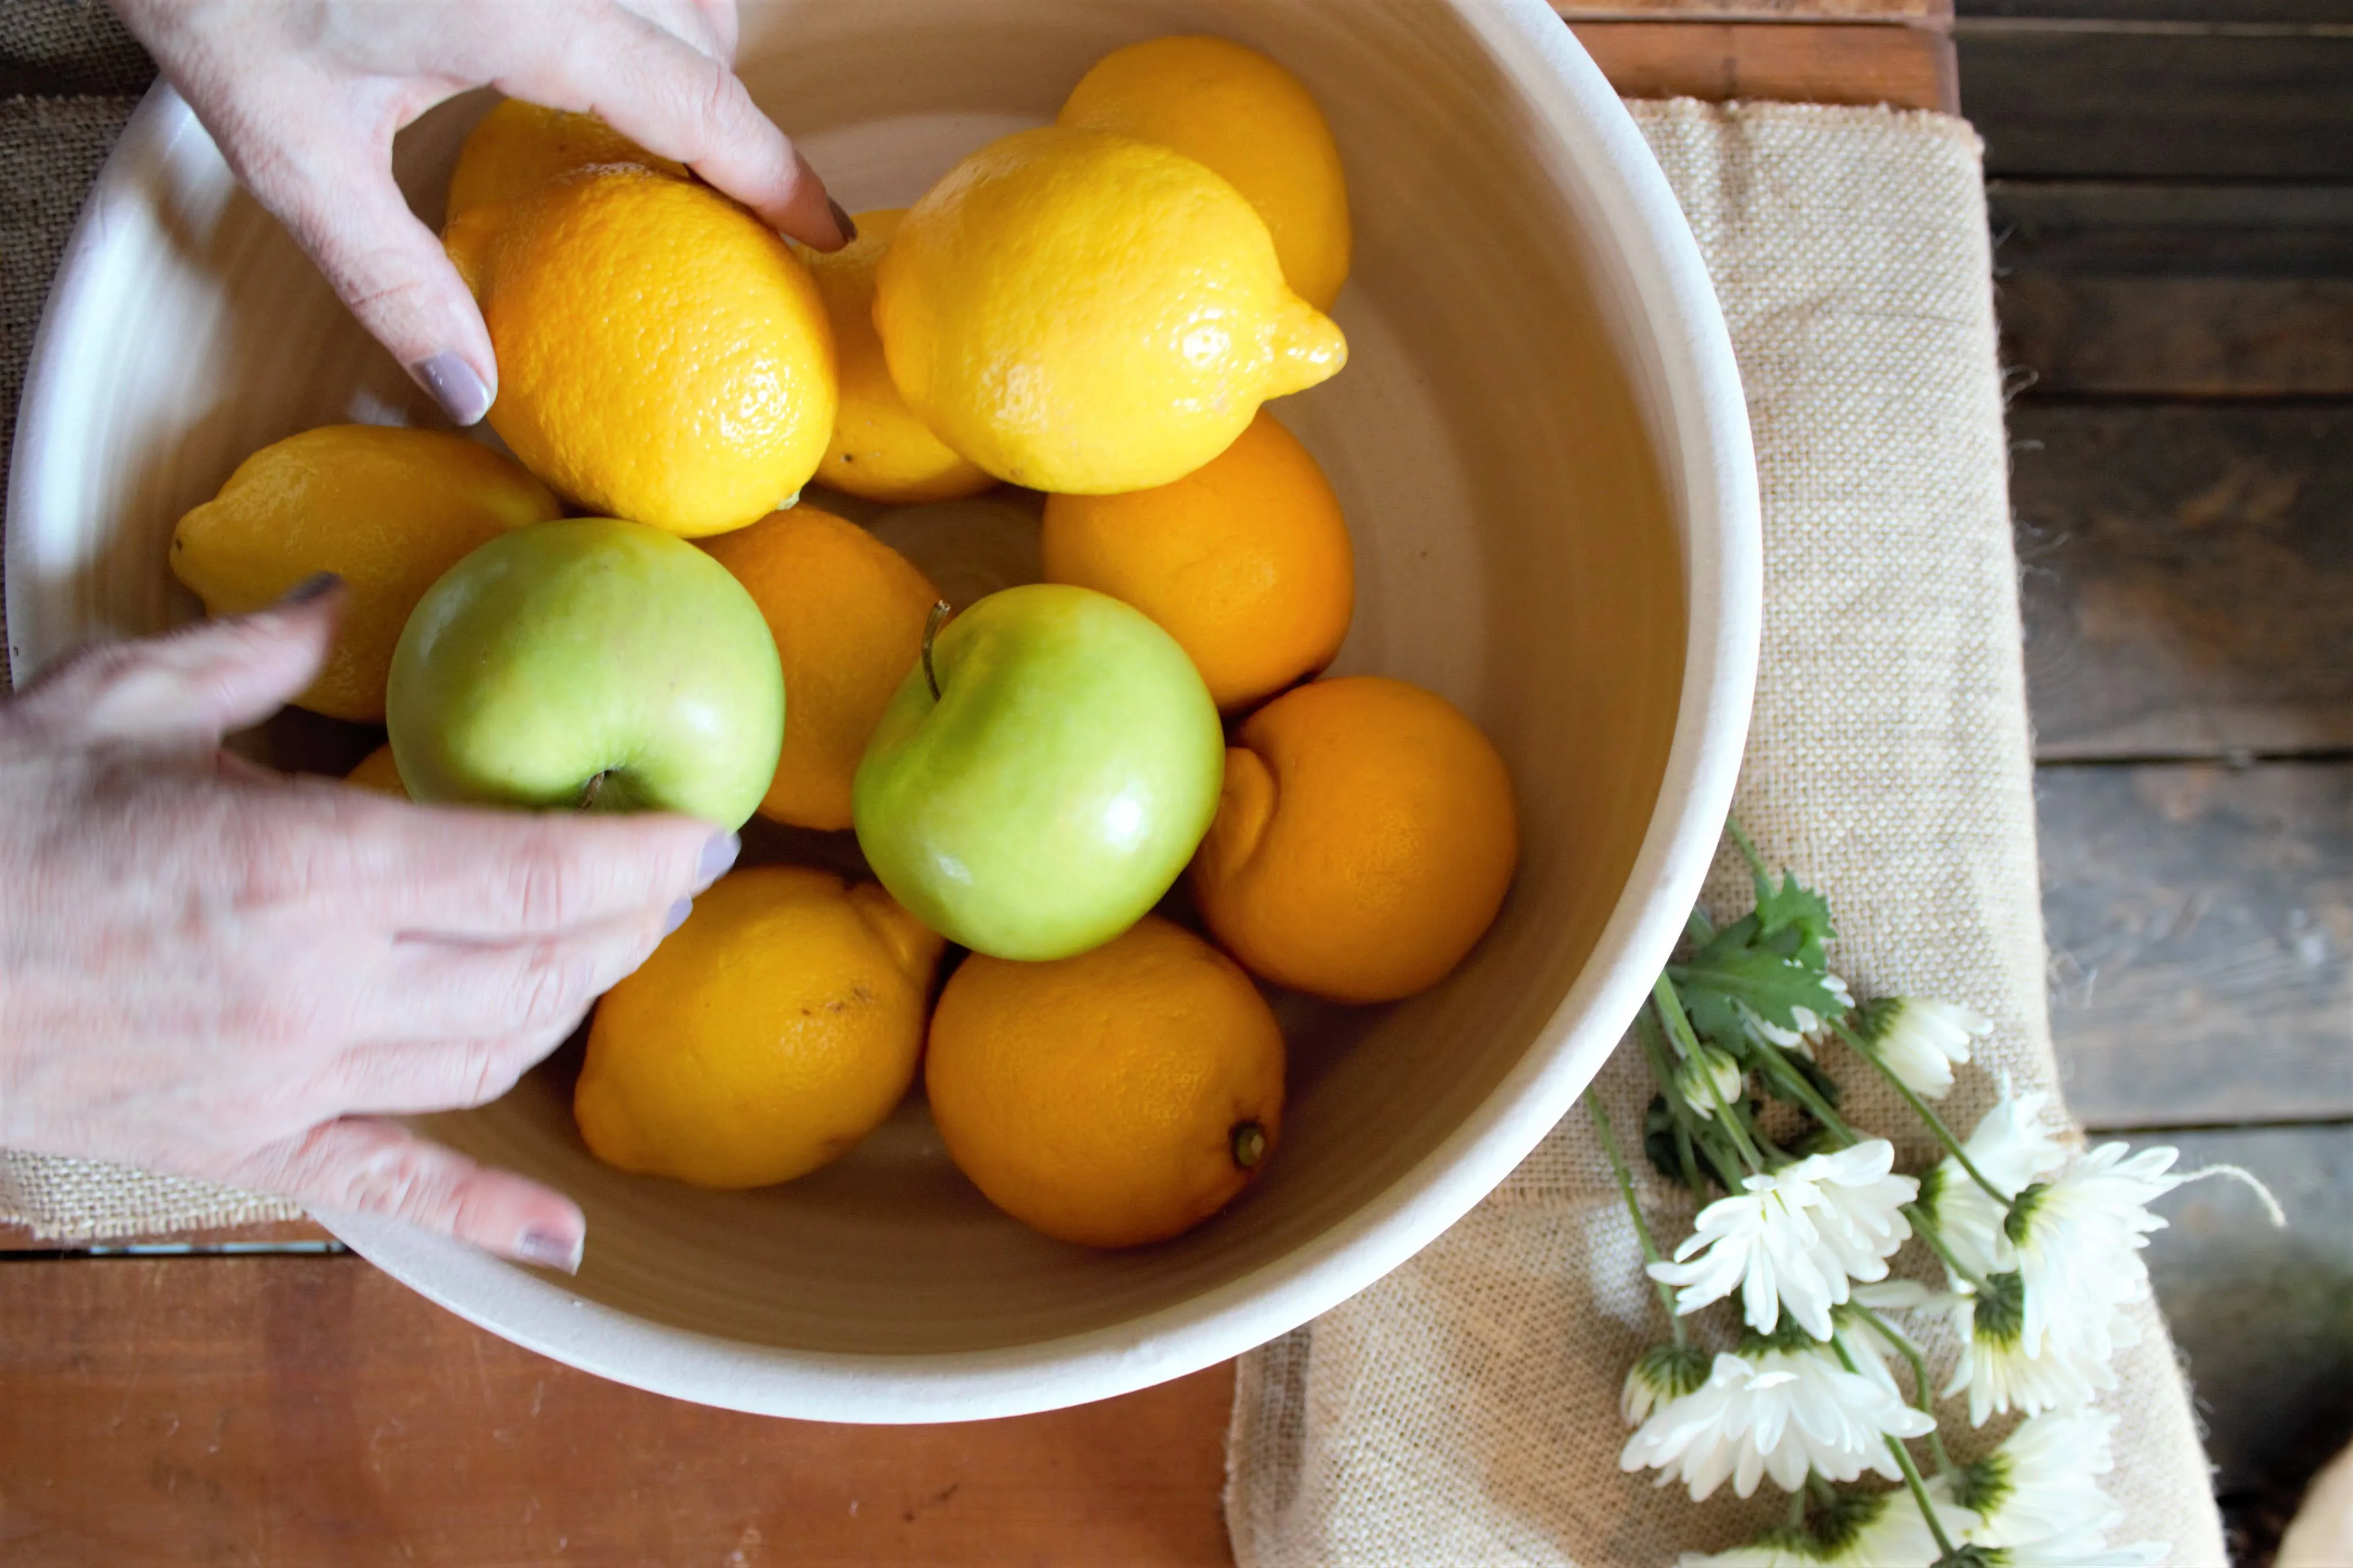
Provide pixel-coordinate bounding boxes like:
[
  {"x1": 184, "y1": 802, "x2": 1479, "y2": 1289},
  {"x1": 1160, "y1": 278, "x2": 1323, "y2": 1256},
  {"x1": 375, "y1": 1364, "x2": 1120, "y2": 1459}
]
[
  {"x1": 1915, "y1": 1089, "x2": 2067, "y2": 1283},
  {"x1": 1937, "y1": 1410, "x2": 2135, "y2": 1550},
  {"x1": 1677, "y1": 1044, "x2": 1749, "y2": 1122},
  {"x1": 1620, "y1": 1345, "x2": 1936, "y2": 1502},
  {"x1": 1982, "y1": 1523, "x2": 2169, "y2": 1565},
  {"x1": 1649, "y1": 1141, "x2": 1918, "y2": 1339},
  {"x1": 2010, "y1": 1142, "x2": 2183, "y2": 1360},
  {"x1": 1849, "y1": 997, "x2": 1991, "y2": 1100},
  {"x1": 1933, "y1": 1276, "x2": 2122, "y2": 1426},
  {"x1": 1676, "y1": 1488, "x2": 1974, "y2": 1567},
  {"x1": 1623, "y1": 1342, "x2": 1712, "y2": 1424}
]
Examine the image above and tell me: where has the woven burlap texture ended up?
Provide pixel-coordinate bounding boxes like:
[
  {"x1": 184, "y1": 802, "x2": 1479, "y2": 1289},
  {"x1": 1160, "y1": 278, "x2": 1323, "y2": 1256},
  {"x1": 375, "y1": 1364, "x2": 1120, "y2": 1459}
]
[{"x1": 1225, "y1": 100, "x2": 2227, "y2": 1567}]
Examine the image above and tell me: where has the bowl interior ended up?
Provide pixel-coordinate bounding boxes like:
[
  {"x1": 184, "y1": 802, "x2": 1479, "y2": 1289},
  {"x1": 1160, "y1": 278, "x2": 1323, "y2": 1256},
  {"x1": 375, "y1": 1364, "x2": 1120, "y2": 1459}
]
[{"x1": 10, "y1": 0, "x2": 1698, "y2": 1397}]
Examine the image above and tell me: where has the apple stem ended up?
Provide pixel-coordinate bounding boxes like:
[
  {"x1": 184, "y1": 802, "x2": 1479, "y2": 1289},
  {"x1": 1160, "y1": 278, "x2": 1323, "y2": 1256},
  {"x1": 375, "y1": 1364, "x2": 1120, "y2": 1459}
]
[
  {"x1": 921, "y1": 600, "x2": 952, "y2": 702},
  {"x1": 579, "y1": 770, "x2": 607, "y2": 810},
  {"x1": 1230, "y1": 1120, "x2": 1268, "y2": 1171}
]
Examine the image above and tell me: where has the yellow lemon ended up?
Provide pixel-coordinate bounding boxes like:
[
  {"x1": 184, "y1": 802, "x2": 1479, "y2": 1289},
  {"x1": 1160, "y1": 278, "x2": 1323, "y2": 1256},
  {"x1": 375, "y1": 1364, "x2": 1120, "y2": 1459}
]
[
  {"x1": 1060, "y1": 36, "x2": 1351, "y2": 309},
  {"x1": 576, "y1": 867, "x2": 944, "y2": 1189},
  {"x1": 701, "y1": 505, "x2": 941, "y2": 831},
  {"x1": 875, "y1": 126, "x2": 1345, "y2": 494},
  {"x1": 445, "y1": 167, "x2": 836, "y2": 538},
  {"x1": 804, "y1": 209, "x2": 992, "y2": 504},
  {"x1": 445, "y1": 100, "x2": 687, "y2": 223},
  {"x1": 925, "y1": 914, "x2": 1284, "y2": 1248},
  {"x1": 169, "y1": 425, "x2": 561, "y2": 722}
]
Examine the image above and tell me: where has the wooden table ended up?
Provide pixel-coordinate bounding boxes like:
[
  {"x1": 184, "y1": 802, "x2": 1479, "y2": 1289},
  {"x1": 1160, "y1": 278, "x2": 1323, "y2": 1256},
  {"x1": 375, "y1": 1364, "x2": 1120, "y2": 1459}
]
[{"x1": 0, "y1": 8, "x2": 1954, "y2": 1564}]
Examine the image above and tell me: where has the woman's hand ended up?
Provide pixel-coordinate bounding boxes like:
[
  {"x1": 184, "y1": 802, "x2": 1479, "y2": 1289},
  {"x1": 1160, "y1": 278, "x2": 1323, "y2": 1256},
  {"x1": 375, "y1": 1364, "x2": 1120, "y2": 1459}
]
[
  {"x1": 107, "y1": 0, "x2": 851, "y2": 426},
  {"x1": 0, "y1": 584, "x2": 738, "y2": 1270}
]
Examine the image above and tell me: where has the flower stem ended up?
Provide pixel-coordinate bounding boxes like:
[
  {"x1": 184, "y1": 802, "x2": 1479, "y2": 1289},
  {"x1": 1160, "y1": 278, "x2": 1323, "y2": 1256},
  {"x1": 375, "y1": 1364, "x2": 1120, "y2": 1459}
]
[
  {"x1": 1851, "y1": 1303, "x2": 1953, "y2": 1477},
  {"x1": 1830, "y1": 1337, "x2": 1958, "y2": 1559},
  {"x1": 1787, "y1": 1488, "x2": 1808, "y2": 1529},
  {"x1": 1751, "y1": 1042, "x2": 1860, "y2": 1145},
  {"x1": 1725, "y1": 817, "x2": 1767, "y2": 883},
  {"x1": 1833, "y1": 1019, "x2": 2011, "y2": 1207},
  {"x1": 1637, "y1": 1010, "x2": 1743, "y2": 1195},
  {"x1": 1907, "y1": 1206, "x2": 1991, "y2": 1294},
  {"x1": 1649, "y1": 982, "x2": 1768, "y2": 1173},
  {"x1": 1592, "y1": 1097, "x2": 1687, "y2": 1348}
]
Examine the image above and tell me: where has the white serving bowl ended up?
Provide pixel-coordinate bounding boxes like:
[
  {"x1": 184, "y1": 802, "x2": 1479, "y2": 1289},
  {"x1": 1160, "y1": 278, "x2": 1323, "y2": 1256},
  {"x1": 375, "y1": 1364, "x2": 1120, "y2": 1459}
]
[{"x1": 7, "y1": 0, "x2": 1757, "y2": 1421}]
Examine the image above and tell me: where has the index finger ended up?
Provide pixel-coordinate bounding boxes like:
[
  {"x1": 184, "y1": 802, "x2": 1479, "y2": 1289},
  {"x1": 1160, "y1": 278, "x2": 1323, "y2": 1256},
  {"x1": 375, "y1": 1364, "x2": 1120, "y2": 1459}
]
[
  {"x1": 501, "y1": 7, "x2": 850, "y2": 248},
  {"x1": 321, "y1": 789, "x2": 739, "y2": 939}
]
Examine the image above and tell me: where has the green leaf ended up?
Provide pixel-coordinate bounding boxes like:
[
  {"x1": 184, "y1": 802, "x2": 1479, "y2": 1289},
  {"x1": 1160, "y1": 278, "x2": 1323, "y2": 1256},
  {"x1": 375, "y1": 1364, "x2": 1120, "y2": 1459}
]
[{"x1": 1669, "y1": 944, "x2": 1849, "y2": 1036}]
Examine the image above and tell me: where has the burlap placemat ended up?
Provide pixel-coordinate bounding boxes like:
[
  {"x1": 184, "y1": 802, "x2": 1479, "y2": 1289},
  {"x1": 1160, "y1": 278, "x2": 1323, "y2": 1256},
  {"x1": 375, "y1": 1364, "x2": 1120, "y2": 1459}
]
[
  {"x1": 1225, "y1": 99, "x2": 2227, "y2": 1566},
  {"x1": 0, "y1": 46, "x2": 2227, "y2": 1562}
]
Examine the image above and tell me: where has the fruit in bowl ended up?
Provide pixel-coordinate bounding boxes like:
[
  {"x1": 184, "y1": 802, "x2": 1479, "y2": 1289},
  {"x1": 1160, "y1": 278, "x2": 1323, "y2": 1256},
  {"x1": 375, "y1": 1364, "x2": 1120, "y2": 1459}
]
[
  {"x1": 385, "y1": 517, "x2": 785, "y2": 831},
  {"x1": 443, "y1": 166, "x2": 836, "y2": 538},
  {"x1": 169, "y1": 424, "x2": 561, "y2": 721},
  {"x1": 853, "y1": 582, "x2": 1224, "y2": 961},
  {"x1": 874, "y1": 125, "x2": 1347, "y2": 494}
]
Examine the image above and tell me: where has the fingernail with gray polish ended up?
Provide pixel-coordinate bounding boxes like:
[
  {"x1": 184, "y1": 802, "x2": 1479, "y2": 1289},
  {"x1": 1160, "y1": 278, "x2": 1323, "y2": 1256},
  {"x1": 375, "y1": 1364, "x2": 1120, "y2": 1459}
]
[
  {"x1": 696, "y1": 831, "x2": 740, "y2": 890},
  {"x1": 827, "y1": 198, "x2": 858, "y2": 246},
  {"x1": 514, "y1": 1227, "x2": 583, "y2": 1274},
  {"x1": 280, "y1": 570, "x2": 343, "y2": 606},
  {"x1": 661, "y1": 897, "x2": 693, "y2": 938},
  {"x1": 412, "y1": 350, "x2": 493, "y2": 426}
]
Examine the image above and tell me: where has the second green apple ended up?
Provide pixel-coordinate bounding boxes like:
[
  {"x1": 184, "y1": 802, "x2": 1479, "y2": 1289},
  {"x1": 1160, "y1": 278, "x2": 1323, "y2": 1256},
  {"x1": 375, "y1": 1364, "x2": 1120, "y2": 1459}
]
[{"x1": 853, "y1": 583, "x2": 1224, "y2": 961}]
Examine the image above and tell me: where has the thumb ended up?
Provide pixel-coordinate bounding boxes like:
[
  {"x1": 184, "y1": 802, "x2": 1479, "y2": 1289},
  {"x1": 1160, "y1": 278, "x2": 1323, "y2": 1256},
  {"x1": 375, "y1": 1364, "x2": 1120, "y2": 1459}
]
[
  {"x1": 21, "y1": 575, "x2": 343, "y2": 748},
  {"x1": 223, "y1": 1117, "x2": 587, "y2": 1273}
]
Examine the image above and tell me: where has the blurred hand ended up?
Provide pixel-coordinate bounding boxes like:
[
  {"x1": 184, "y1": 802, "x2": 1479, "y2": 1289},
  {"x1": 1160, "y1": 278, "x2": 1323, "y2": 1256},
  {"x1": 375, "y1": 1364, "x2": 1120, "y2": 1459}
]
[
  {"x1": 0, "y1": 584, "x2": 739, "y2": 1270},
  {"x1": 107, "y1": 0, "x2": 851, "y2": 425}
]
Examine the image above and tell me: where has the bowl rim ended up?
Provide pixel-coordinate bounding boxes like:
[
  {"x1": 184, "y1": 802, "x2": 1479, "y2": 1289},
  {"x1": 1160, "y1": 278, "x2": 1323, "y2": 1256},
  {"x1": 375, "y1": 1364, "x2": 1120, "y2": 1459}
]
[{"x1": 8, "y1": 1, "x2": 1760, "y2": 1423}]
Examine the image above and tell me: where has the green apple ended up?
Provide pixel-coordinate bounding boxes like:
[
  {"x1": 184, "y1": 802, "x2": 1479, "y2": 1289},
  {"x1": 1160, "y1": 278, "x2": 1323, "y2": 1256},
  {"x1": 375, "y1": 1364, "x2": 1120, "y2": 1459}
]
[
  {"x1": 853, "y1": 583, "x2": 1223, "y2": 961},
  {"x1": 387, "y1": 517, "x2": 784, "y2": 829}
]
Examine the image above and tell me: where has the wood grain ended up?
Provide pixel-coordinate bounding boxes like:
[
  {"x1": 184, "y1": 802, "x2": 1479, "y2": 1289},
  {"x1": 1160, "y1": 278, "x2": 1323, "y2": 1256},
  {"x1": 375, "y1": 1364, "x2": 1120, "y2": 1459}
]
[
  {"x1": 1958, "y1": 22, "x2": 2353, "y2": 181},
  {"x1": 2038, "y1": 762, "x2": 2353, "y2": 1130},
  {"x1": 2141, "y1": 1123, "x2": 2353, "y2": 1565},
  {"x1": 1557, "y1": 0, "x2": 1944, "y2": 17},
  {"x1": 2013, "y1": 402, "x2": 2353, "y2": 760},
  {"x1": 0, "y1": 1255, "x2": 1236, "y2": 1567},
  {"x1": 1572, "y1": 20, "x2": 1955, "y2": 110},
  {"x1": 1999, "y1": 275, "x2": 2353, "y2": 397}
]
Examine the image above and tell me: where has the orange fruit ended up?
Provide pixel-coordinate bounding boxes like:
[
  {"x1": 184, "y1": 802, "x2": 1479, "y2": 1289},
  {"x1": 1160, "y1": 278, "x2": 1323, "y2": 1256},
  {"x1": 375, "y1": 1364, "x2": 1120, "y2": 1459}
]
[
  {"x1": 169, "y1": 424, "x2": 562, "y2": 722},
  {"x1": 701, "y1": 506, "x2": 941, "y2": 831},
  {"x1": 1040, "y1": 410, "x2": 1352, "y2": 711},
  {"x1": 575, "y1": 867, "x2": 943, "y2": 1189},
  {"x1": 804, "y1": 209, "x2": 992, "y2": 504},
  {"x1": 1190, "y1": 676, "x2": 1517, "y2": 1003},
  {"x1": 444, "y1": 167, "x2": 836, "y2": 538},
  {"x1": 1059, "y1": 36, "x2": 1352, "y2": 309},
  {"x1": 345, "y1": 743, "x2": 406, "y2": 796},
  {"x1": 925, "y1": 915, "x2": 1284, "y2": 1248},
  {"x1": 445, "y1": 100, "x2": 687, "y2": 223}
]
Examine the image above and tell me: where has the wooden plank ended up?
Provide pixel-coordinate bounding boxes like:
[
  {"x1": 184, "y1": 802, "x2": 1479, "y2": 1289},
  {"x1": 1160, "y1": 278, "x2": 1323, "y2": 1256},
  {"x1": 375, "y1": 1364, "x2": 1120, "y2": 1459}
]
[
  {"x1": 2013, "y1": 402, "x2": 2353, "y2": 760},
  {"x1": 1961, "y1": 1, "x2": 2353, "y2": 20},
  {"x1": 1556, "y1": 0, "x2": 1943, "y2": 18},
  {"x1": 2000, "y1": 275, "x2": 2353, "y2": 397},
  {"x1": 0, "y1": 1218, "x2": 337, "y2": 1253},
  {"x1": 1957, "y1": 22, "x2": 2353, "y2": 180},
  {"x1": 2140, "y1": 1123, "x2": 2353, "y2": 1566},
  {"x1": 2038, "y1": 762, "x2": 2353, "y2": 1130},
  {"x1": 1573, "y1": 20, "x2": 1954, "y2": 110},
  {"x1": 1991, "y1": 180, "x2": 2353, "y2": 279},
  {"x1": 0, "y1": 1254, "x2": 1235, "y2": 1567}
]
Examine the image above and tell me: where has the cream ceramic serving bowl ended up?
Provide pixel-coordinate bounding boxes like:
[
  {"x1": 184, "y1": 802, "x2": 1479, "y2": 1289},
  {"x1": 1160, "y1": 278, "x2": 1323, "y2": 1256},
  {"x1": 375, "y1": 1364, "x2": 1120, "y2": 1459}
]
[{"x1": 7, "y1": 0, "x2": 1757, "y2": 1420}]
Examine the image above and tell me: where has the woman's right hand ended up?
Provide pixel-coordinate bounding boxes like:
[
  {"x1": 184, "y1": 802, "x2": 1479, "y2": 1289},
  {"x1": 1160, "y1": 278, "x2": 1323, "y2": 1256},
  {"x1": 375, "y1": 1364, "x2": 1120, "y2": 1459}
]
[{"x1": 0, "y1": 584, "x2": 736, "y2": 1271}]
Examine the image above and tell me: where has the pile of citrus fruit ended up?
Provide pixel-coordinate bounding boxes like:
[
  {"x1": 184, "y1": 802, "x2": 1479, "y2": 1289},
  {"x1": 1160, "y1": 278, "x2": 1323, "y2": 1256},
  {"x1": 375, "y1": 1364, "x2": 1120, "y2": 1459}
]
[{"x1": 169, "y1": 36, "x2": 1519, "y2": 1251}]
